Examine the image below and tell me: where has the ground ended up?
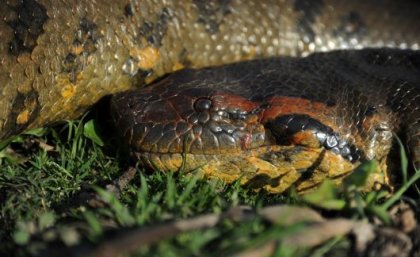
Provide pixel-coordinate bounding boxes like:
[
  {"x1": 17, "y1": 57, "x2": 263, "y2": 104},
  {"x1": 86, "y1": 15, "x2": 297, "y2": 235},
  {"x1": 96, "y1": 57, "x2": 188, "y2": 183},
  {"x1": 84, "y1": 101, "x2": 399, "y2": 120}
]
[{"x1": 0, "y1": 108, "x2": 419, "y2": 257}]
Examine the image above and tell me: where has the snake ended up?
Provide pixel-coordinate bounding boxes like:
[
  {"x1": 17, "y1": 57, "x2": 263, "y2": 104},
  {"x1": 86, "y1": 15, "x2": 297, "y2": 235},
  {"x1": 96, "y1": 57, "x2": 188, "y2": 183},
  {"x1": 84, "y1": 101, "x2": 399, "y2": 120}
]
[{"x1": 1, "y1": 0, "x2": 419, "y2": 193}]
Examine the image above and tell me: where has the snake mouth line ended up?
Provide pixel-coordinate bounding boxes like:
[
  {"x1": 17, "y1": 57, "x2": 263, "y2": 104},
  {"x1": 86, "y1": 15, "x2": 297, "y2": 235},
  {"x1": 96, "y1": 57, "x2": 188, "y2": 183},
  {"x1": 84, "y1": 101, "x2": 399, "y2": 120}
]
[
  {"x1": 131, "y1": 114, "x2": 364, "y2": 164},
  {"x1": 133, "y1": 144, "x2": 360, "y2": 171}
]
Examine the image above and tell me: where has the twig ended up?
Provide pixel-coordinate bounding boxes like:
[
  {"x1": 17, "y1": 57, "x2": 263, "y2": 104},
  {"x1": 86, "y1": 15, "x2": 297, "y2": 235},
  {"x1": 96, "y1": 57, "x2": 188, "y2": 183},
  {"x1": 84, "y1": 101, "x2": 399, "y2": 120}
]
[
  {"x1": 86, "y1": 205, "x2": 328, "y2": 257},
  {"x1": 86, "y1": 166, "x2": 137, "y2": 208},
  {"x1": 87, "y1": 206, "x2": 247, "y2": 257}
]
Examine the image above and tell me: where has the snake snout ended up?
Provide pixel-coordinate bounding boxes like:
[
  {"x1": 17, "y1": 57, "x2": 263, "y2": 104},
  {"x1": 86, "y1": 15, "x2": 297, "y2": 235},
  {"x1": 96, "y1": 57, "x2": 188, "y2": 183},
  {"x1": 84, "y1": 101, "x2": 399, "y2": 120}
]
[{"x1": 111, "y1": 88, "x2": 267, "y2": 155}]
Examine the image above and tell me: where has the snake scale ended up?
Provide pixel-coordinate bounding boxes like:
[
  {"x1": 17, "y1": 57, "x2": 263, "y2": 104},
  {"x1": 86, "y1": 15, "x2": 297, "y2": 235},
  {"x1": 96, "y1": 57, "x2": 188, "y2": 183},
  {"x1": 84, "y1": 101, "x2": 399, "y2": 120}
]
[{"x1": 1, "y1": 0, "x2": 420, "y2": 192}]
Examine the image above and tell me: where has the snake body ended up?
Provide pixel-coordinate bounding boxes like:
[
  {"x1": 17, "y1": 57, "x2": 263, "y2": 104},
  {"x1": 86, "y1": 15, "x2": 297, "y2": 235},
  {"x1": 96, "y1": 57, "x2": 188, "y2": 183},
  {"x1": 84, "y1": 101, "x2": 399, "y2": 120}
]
[{"x1": 1, "y1": 0, "x2": 420, "y2": 191}]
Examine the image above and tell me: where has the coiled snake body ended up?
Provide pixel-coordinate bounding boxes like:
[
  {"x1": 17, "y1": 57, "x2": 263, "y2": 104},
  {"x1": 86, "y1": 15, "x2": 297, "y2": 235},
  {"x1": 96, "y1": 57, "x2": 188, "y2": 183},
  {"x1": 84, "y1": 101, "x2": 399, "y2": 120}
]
[{"x1": 1, "y1": 0, "x2": 420, "y2": 192}]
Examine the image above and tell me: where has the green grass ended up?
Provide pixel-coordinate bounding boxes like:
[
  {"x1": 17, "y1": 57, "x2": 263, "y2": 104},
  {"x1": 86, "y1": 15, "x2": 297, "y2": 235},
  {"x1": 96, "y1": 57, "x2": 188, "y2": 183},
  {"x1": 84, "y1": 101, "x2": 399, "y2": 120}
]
[{"x1": 0, "y1": 116, "x2": 418, "y2": 257}]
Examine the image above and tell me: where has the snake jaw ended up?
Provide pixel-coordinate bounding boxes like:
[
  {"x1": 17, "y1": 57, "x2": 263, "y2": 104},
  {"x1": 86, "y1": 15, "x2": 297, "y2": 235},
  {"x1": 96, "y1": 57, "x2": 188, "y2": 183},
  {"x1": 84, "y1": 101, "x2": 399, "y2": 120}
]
[
  {"x1": 113, "y1": 84, "x2": 383, "y2": 194},
  {"x1": 112, "y1": 82, "x2": 389, "y2": 194}
]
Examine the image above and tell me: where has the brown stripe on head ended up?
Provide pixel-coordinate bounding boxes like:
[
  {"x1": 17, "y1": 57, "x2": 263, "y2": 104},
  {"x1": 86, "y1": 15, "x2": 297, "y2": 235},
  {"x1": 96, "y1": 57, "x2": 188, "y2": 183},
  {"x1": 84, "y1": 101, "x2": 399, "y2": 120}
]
[{"x1": 261, "y1": 96, "x2": 337, "y2": 130}]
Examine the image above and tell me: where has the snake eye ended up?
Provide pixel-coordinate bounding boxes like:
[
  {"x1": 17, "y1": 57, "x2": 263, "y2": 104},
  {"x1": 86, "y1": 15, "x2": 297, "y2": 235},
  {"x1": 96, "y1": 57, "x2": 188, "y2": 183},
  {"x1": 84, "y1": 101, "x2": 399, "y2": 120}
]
[
  {"x1": 364, "y1": 106, "x2": 377, "y2": 116},
  {"x1": 194, "y1": 98, "x2": 212, "y2": 112}
]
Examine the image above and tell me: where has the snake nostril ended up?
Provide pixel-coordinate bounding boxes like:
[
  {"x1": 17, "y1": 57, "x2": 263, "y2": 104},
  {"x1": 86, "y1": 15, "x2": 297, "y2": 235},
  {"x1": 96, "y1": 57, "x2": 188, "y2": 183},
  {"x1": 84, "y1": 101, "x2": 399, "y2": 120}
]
[{"x1": 194, "y1": 97, "x2": 212, "y2": 112}]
